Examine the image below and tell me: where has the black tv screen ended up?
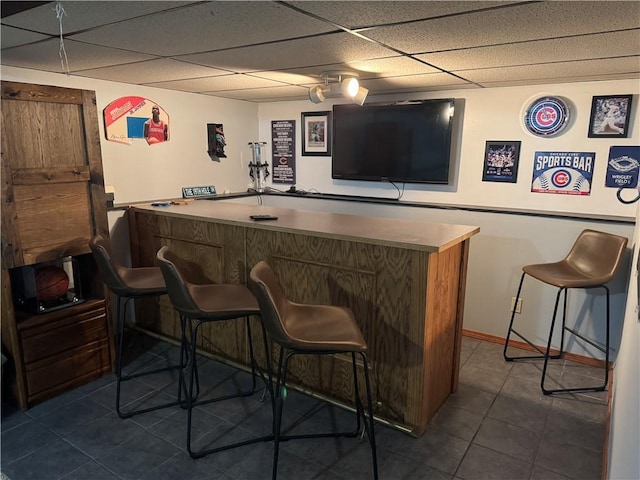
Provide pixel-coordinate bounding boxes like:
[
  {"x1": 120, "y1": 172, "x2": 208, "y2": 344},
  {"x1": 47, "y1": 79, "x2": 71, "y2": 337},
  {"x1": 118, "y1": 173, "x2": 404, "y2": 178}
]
[{"x1": 331, "y1": 99, "x2": 455, "y2": 184}]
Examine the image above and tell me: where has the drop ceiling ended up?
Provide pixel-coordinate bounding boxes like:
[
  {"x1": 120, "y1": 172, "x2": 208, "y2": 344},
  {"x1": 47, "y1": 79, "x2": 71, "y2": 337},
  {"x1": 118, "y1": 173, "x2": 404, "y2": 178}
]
[{"x1": 1, "y1": 1, "x2": 639, "y2": 103}]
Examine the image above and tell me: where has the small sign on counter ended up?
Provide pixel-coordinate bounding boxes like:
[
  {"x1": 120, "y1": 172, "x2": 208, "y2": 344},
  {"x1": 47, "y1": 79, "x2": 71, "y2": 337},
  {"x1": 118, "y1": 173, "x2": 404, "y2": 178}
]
[{"x1": 182, "y1": 185, "x2": 216, "y2": 198}]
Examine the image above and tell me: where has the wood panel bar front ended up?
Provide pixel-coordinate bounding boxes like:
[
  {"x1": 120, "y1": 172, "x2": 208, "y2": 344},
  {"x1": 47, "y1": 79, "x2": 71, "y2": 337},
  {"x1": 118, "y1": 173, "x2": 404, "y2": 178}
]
[{"x1": 127, "y1": 201, "x2": 479, "y2": 436}]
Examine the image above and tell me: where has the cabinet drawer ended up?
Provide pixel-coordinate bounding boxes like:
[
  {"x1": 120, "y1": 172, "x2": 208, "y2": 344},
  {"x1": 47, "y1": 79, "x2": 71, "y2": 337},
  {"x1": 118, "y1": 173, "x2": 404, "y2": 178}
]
[
  {"x1": 21, "y1": 307, "x2": 108, "y2": 364},
  {"x1": 25, "y1": 339, "x2": 111, "y2": 397}
]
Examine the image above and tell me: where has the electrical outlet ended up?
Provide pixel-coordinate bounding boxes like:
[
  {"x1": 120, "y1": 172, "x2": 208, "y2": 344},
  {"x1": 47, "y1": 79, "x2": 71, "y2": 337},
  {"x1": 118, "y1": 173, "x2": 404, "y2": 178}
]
[{"x1": 511, "y1": 297, "x2": 523, "y2": 314}]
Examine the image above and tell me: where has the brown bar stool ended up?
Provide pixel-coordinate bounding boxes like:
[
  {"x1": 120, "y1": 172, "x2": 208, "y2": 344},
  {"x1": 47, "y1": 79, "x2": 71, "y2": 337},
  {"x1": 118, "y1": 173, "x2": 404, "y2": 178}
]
[
  {"x1": 504, "y1": 229, "x2": 628, "y2": 394},
  {"x1": 249, "y1": 260, "x2": 378, "y2": 480},
  {"x1": 89, "y1": 234, "x2": 186, "y2": 418},
  {"x1": 155, "y1": 246, "x2": 273, "y2": 459}
]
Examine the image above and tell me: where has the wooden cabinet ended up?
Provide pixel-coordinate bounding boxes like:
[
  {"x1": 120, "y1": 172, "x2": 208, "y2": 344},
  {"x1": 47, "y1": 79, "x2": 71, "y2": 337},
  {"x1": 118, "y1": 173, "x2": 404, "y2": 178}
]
[{"x1": 1, "y1": 81, "x2": 113, "y2": 409}]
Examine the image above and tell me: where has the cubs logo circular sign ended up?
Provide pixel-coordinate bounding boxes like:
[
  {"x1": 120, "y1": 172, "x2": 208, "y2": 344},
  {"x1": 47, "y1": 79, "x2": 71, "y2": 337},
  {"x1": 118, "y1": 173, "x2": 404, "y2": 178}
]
[{"x1": 524, "y1": 96, "x2": 570, "y2": 137}]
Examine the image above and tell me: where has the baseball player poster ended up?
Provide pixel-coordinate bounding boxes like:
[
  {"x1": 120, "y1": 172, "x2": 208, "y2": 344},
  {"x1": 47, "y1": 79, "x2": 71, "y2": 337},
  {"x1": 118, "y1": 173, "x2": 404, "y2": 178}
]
[
  {"x1": 606, "y1": 146, "x2": 640, "y2": 189},
  {"x1": 531, "y1": 151, "x2": 595, "y2": 195}
]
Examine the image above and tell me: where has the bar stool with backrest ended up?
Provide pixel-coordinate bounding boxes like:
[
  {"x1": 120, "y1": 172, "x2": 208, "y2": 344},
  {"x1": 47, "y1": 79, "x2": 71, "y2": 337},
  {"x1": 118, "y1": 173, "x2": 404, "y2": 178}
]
[
  {"x1": 89, "y1": 234, "x2": 185, "y2": 418},
  {"x1": 503, "y1": 229, "x2": 628, "y2": 394},
  {"x1": 155, "y1": 246, "x2": 273, "y2": 459},
  {"x1": 249, "y1": 260, "x2": 378, "y2": 480}
]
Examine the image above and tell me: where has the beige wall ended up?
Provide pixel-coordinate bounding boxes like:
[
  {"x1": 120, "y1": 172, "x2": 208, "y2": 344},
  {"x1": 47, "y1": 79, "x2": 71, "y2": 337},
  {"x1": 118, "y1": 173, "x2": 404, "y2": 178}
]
[
  {"x1": 2, "y1": 66, "x2": 260, "y2": 204},
  {"x1": 257, "y1": 80, "x2": 639, "y2": 219}
]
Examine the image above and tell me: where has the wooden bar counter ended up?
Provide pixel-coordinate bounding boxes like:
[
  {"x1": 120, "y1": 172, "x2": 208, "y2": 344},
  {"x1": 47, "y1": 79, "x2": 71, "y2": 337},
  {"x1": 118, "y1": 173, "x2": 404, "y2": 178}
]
[{"x1": 127, "y1": 200, "x2": 479, "y2": 436}]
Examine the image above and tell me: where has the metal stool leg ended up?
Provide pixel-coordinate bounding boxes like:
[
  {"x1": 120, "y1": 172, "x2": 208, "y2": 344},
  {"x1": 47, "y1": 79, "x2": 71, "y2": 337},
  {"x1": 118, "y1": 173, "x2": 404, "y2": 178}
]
[
  {"x1": 540, "y1": 288, "x2": 564, "y2": 394},
  {"x1": 186, "y1": 319, "x2": 200, "y2": 457},
  {"x1": 271, "y1": 348, "x2": 289, "y2": 480},
  {"x1": 271, "y1": 350, "x2": 377, "y2": 479},
  {"x1": 115, "y1": 296, "x2": 127, "y2": 418},
  {"x1": 360, "y1": 353, "x2": 378, "y2": 480},
  {"x1": 351, "y1": 352, "x2": 363, "y2": 436},
  {"x1": 115, "y1": 295, "x2": 184, "y2": 419},
  {"x1": 542, "y1": 286, "x2": 611, "y2": 395},
  {"x1": 185, "y1": 316, "x2": 274, "y2": 459},
  {"x1": 504, "y1": 273, "x2": 563, "y2": 362}
]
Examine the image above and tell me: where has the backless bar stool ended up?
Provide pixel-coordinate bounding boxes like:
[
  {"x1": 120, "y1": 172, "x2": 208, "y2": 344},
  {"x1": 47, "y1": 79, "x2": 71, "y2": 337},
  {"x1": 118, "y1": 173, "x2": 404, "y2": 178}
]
[
  {"x1": 503, "y1": 229, "x2": 628, "y2": 394},
  {"x1": 89, "y1": 234, "x2": 186, "y2": 418},
  {"x1": 156, "y1": 246, "x2": 273, "y2": 459},
  {"x1": 250, "y1": 260, "x2": 378, "y2": 480}
]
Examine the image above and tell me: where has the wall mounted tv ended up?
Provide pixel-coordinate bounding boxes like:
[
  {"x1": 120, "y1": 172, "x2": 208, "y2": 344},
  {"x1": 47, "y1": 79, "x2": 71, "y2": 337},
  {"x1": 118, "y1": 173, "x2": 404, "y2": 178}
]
[{"x1": 332, "y1": 99, "x2": 455, "y2": 184}]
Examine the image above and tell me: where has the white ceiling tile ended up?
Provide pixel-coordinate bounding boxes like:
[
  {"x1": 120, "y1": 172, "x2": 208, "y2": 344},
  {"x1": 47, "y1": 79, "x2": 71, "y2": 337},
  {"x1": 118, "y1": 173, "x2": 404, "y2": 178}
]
[
  {"x1": 245, "y1": 71, "x2": 320, "y2": 85},
  {"x1": 344, "y1": 56, "x2": 441, "y2": 77},
  {"x1": 179, "y1": 32, "x2": 395, "y2": 72},
  {"x1": 0, "y1": 25, "x2": 50, "y2": 49},
  {"x1": 457, "y1": 57, "x2": 640, "y2": 84},
  {"x1": 360, "y1": 73, "x2": 471, "y2": 91},
  {"x1": 205, "y1": 85, "x2": 310, "y2": 101},
  {"x1": 1, "y1": 0, "x2": 637, "y2": 101},
  {"x1": 75, "y1": 59, "x2": 231, "y2": 84},
  {"x1": 252, "y1": 57, "x2": 440, "y2": 86},
  {"x1": 479, "y1": 72, "x2": 640, "y2": 89},
  {"x1": 67, "y1": 2, "x2": 336, "y2": 57},
  {"x1": 288, "y1": 1, "x2": 517, "y2": 29},
  {"x1": 0, "y1": 38, "x2": 156, "y2": 73},
  {"x1": 365, "y1": 1, "x2": 640, "y2": 53},
  {"x1": 145, "y1": 74, "x2": 285, "y2": 92},
  {"x1": 417, "y1": 30, "x2": 640, "y2": 71},
  {"x1": 1, "y1": 2, "x2": 197, "y2": 35},
  {"x1": 370, "y1": 83, "x2": 480, "y2": 97}
]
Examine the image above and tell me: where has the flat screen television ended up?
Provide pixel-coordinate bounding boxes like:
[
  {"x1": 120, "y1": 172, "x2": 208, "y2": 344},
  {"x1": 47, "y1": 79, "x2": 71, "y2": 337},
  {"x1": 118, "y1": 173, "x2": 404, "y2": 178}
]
[{"x1": 331, "y1": 99, "x2": 455, "y2": 184}]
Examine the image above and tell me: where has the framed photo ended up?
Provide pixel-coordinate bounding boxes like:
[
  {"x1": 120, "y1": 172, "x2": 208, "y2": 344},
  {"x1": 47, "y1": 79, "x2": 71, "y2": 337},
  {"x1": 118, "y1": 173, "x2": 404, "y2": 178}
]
[
  {"x1": 301, "y1": 111, "x2": 331, "y2": 156},
  {"x1": 482, "y1": 141, "x2": 521, "y2": 183},
  {"x1": 588, "y1": 95, "x2": 633, "y2": 138}
]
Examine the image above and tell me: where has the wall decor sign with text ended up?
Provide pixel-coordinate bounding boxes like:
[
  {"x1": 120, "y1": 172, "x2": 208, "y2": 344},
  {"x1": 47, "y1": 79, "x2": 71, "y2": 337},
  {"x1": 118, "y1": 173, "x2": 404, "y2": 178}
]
[
  {"x1": 182, "y1": 186, "x2": 217, "y2": 198},
  {"x1": 482, "y1": 141, "x2": 521, "y2": 183},
  {"x1": 531, "y1": 151, "x2": 594, "y2": 195},
  {"x1": 606, "y1": 146, "x2": 640, "y2": 189},
  {"x1": 523, "y1": 96, "x2": 571, "y2": 137},
  {"x1": 103, "y1": 96, "x2": 169, "y2": 145},
  {"x1": 271, "y1": 120, "x2": 296, "y2": 184}
]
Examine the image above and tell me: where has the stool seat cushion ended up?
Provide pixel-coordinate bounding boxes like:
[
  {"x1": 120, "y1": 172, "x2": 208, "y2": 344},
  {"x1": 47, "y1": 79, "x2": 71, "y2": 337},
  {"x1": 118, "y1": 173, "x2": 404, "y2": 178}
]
[
  {"x1": 118, "y1": 266, "x2": 166, "y2": 295},
  {"x1": 523, "y1": 261, "x2": 610, "y2": 289},
  {"x1": 522, "y1": 229, "x2": 628, "y2": 289},
  {"x1": 90, "y1": 234, "x2": 167, "y2": 298},
  {"x1": 283, "y1": 303, "x2": 367, "y2": 352},
  {"x1": 188, "y1": 283, "x2": 260, "y2": 319}
]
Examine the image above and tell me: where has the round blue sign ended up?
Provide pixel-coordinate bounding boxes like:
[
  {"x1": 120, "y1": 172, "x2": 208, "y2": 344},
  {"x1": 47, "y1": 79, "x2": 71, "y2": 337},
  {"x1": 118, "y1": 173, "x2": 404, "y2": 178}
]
[{"x1": 524, "y1": 96, "x2": 570, "y2": 137}]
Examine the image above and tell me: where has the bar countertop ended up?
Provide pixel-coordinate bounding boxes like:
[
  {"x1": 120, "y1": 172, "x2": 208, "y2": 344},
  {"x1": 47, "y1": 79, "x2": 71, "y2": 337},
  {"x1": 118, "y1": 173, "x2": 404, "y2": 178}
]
[{"x1": 131, "y1": 200, "x2": 479, "y2": 253}]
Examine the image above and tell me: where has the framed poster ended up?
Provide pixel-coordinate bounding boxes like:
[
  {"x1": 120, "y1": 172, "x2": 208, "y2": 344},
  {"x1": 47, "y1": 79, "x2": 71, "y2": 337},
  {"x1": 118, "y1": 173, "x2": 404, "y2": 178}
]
[
  {"x1": 301, "y1": 111, "x2": 331, "y2": 156},
  {"x1": 588, "y1": 95, "x2": 633, "y2": 138},
  {"x1": 482, "y1": 141, "x2": 521, "y2": 183}
]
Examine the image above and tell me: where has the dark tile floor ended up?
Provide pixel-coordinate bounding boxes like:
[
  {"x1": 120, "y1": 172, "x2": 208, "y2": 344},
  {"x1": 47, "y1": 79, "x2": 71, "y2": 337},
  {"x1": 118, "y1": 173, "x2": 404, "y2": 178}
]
[{"x1": 1, "y1": 333, "x2": 608, "y2": 480}]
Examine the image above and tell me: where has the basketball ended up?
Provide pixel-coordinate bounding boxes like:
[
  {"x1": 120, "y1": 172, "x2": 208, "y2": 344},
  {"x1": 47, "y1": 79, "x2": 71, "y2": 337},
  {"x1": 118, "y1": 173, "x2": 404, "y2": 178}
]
[{"x1": 35, "y1": 266, "x2": 69, "y2": 300}]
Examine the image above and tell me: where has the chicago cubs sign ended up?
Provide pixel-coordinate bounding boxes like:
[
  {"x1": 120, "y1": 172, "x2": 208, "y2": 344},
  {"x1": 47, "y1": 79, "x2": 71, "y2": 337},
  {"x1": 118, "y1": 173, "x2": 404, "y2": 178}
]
[
  {"x1": 532, "y1": 151, "x2": 595, "y2": 195},
  {"x1": 524, "y1": 96, "x2": 571, "y2": 137}
]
